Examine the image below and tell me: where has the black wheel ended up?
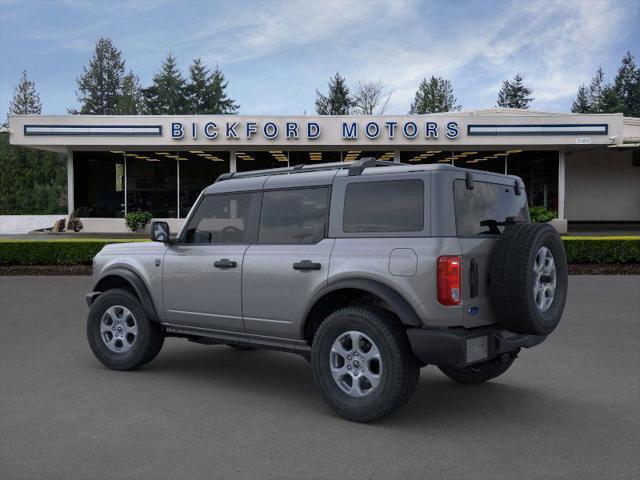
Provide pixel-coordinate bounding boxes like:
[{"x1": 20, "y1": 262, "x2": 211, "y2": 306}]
[
  {"x1": 311, "y1": 306, "x2": 420, "y2": 423},
  {"x1": 87, "y1": 288, "x2": 164, "y2": 371},
  {"x1": 228, "y1": 344, "x2": 255, "y2": 351},
  {"x1": 490, "y1": 223, "x2": 568, "y2": 335},
  {"x1": 439, "y1": 352, "x2": 517, "y2": 385}
]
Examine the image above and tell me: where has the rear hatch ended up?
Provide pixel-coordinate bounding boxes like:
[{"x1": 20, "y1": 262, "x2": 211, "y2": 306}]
[{"x1": 454, "y1": 175, "x2": 528, "y2": 328}]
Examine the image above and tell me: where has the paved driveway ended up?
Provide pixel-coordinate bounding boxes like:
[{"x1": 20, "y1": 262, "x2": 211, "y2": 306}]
[{"x1": 1, "y1": 275, "x2": 639, "y2": 480}]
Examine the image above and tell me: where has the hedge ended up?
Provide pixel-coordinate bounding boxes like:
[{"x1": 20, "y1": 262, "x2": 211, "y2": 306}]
[
  {"x1": 0, "y1": 237, "x2": 638, "y2": 266},
  {"x1": 0, "y1": 239, "x2": 148, "y2": 266},
  {"x1": 561, "y1": 237, "x2": 640, "y2": 264}
]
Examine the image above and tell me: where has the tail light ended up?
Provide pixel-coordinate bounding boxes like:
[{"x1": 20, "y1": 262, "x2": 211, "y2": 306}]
[{"x1": 438, "y1": 256, "x2": 461, "y2": 306}]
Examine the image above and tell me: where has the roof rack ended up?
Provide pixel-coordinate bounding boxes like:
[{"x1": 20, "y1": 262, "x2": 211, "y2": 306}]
[{"x1": 215, "y1": 157, "x2": 402, "y2": 182}]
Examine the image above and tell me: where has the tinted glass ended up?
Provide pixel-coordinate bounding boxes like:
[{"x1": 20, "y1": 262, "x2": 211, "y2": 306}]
[
  {"x1": 343, "y1": 180, "x2": 424, "y2": 233},
  {"x1": 259, "y1": 188, "x2": 329, "y2": 244},
  {"x1": 184, "y1": 193, "x2": 257, "y2": 244},
  {"x1": 454, "y1": 180, "x2": 529, "y2": 236}
]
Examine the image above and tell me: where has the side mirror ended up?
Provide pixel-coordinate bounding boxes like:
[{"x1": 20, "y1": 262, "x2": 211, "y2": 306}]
[{"x1": 151, "y1": 221, "x2": 170, "y2": 243}]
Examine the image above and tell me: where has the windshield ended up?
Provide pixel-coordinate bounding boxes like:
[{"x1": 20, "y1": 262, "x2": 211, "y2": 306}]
[{"x1": 454, "y1": 179, "x2": 529, "y2": 236}]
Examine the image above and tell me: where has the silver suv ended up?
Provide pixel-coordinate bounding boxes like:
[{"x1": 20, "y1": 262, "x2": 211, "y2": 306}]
[{"x1": 86, "y1": 159, "x2": 568, "y2": 422}]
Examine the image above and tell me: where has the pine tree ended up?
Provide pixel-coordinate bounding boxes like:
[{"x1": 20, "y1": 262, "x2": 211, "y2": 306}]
[
  {"x1": 613, "y1": 51, "x2": 640, "y2": 117},
  {"x1": 207, "y1": 65, "x2": 239, "y2": 114},
  {"x1": 315, "y1": 73, "x2": 353, "y2": 115},
  {"x1": 185, "y1": 60, "x2": 239, "y2": 114},
  {"x1": 186, "y1": 58, "x2": 209, "y2": 114},
  {"x1": 8, "y1": 70, "x2": 42, "y2": 116},
  {"x1": 587, "y1": 67, "x2": 607, "y2": 112},
  {"x1": 571, "y1": 85, "x2": 591, "y2": 113},
  {"x1": 116, "y1": 71, "x2": 144, "y2": 115},
  {"x1": 409, "y1": 76, "x2": 460, "y2": 114},
  {"x1": 143, "y1": 53, "x2": 188, "y2": 114},
  {"x1": 496, "y1": 74, "x2": 534, "y2": 109},
  {"x1": 75, "y1": 37, "x2": 126, "y2": 114}
]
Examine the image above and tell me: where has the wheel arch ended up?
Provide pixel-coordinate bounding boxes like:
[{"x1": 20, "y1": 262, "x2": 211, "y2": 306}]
[
  {"x1": 302, "y1": 278, "x2": 422, "y2": 343},
  {"x1": 91, "y1": 268, "x2": 158, "y2": 321}
]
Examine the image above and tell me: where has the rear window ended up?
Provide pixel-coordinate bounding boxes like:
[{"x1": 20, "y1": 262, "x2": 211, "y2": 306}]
[
  {"x1": 454, "y1": 180, "x2": 528, "y2": 236},
  {"x1": 343, "y1": 179, "x2": 424, "y2": 233}
]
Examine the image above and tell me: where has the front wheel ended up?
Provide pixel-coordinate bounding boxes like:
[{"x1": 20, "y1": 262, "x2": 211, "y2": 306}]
[
  {"x1": 311, "y1": 306, "x2": 419, "y2": 423},
  {"x1": 87, "y1": 288, "x2": 164, "y2": 371},
  {"x1": 438, "y1": 352, "x2": 517, "y2": 385}
]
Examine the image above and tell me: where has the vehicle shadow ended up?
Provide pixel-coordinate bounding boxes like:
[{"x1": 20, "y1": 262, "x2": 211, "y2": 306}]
[{"x1": 131, "y1": 343, "x2": 578, "y2": 429}]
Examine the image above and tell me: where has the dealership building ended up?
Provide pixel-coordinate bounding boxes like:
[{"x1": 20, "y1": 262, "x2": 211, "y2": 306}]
[{"x1": 7, "y1": 109, "x2": 640, "y2": 233}]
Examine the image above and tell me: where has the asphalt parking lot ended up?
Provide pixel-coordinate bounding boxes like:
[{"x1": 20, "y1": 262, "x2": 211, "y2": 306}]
[{"x1": 1, "y1": 275, "x2": 639, "y2": 480}]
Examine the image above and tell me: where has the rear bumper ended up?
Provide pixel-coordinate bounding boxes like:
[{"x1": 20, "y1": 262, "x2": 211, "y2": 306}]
[{"x1": 406, "y1": 325, "x2": 546, "y2": 368}]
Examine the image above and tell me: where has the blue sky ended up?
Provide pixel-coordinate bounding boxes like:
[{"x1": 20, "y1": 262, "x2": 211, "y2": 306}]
[{"x1": 1, "y1": 0, "x2": 638, "y2": 117}]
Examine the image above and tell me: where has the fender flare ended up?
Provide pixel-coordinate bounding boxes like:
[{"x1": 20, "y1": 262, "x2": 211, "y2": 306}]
[
  {"x1": 92, "y1": 267, "x2": 158, "y2": 321},
  {"x1": 304, "y1": 278, "x2": 422, "y2": 330}
]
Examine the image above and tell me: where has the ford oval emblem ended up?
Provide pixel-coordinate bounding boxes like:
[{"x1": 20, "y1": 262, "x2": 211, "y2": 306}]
[{"x1": 468, "y1": 306, "x2": 479, "y2": 315}]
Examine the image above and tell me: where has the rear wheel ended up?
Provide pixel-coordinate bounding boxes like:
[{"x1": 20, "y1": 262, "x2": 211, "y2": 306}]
[
  {"x1": 87, "y1": 288, "x2": 164, "y2": 371},
  {"x1": 311, "y1": 306, "x2": 419, "y2": 423},
  {"x1": 439, "y1": 352, "x2": 517, "y2": 385}
]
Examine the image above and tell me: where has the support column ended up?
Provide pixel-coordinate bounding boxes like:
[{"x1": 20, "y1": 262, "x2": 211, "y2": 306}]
[
  {"x1": 66, "y1": 149, "x2": 74, "y2": 216},
  {"x1": 558, "y1": 149, "x2": 565, "y2": 220},
  {"x1": 552, "y1": 149, "x2": 568, "y2": 234},
  {"x1": 230, "y1": 150, "x2": 237, "y2": 173},
  {"x1": 176, "y1": 158, "x2": 180, "y2": 219},
  {"x1": 393, "y1": 150, "x2": 401, "y2": 163}
]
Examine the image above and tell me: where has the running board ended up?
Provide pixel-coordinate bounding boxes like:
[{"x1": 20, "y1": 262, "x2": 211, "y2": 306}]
[{"x1": 162, "y1": 322, "x2": 311, "y2": 357}]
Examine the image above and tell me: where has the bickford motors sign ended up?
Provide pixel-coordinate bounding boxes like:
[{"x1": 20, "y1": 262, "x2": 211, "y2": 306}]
[{"x1": 171, "y1": 119, "x2": 461, "y2": 141}]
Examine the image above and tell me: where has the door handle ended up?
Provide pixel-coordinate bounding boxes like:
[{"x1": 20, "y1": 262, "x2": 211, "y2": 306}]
[
  {"x1": 214, "y1": 258, "x2": 237, "y2": 269},
  {"x1": 293, "y1": 260, "x2": 321, "y2": 271}
]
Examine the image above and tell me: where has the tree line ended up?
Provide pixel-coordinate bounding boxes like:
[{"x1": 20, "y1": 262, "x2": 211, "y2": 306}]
[{"x1": 1, "y1": 37, "x2": 638, "y2": 215}]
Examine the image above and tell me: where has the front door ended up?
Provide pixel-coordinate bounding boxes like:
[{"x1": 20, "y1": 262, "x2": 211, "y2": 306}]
[
  {"x1": 162, "y1": 191, "x2": 260, "y2": 332},
  {"x1": 242, "y1": 187, "x2": 333, "y2": 340}
]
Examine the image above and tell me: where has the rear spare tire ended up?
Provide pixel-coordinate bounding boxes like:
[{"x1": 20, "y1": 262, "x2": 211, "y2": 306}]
[{"x1": 489, "y1": 223, "x2": 568, "y2": 335}]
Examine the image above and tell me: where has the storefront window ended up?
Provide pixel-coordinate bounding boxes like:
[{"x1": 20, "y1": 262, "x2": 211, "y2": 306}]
[
  {"x1": 289, "y1": 151, "x2": 341, "y2": 166},
  {"x1": 178, "y1": 151, "x2": 230, "y2": 217},
  {"x1": 342, "y1": 151, "x2": 394, "y2": 162},
  {"x1": 74, "y1": 151, "x2": 125, "y2": 218},
  {"x1": 236, "y1": 151, "x2": 288, "y2": 171},
  {"x1": 507, "y1": 151, "x2": 558, "y2": 210},
  {"x1": 126, "y1": 153, "x2": 177, "y2": 218}
]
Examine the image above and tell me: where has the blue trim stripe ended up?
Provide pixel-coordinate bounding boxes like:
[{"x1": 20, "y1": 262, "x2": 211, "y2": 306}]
[
  {"x1": 467, "y1": 123, "x2": 608, "y2": 136},
  {"x1": 24, "y1": 124, "x2": 163, "y2": 137}
]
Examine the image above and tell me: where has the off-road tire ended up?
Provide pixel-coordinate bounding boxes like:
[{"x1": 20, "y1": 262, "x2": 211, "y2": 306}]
[
  {"x1": 311, "y1": 306, "x2": 420, "y2": 423},
  {"x1": 490, "y1": 223, "x2": 568, "y2": 335},
  {"x1": 439, "y1": 352, "x2": 517, "y2": 385},
  {"x1": 87, "y1": 288, "x2": 164, "y2": 371}
]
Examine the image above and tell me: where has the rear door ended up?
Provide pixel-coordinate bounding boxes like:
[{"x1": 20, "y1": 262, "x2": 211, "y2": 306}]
[
  {"x1": 454, "y1": 177, "x2": 528, "y2": 327},
  {"x1": 242, "y1": 186, "x2": 333, "y2": 340}
]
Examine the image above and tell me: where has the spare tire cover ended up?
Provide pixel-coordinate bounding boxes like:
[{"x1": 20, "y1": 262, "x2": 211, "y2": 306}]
[{"x1": 489, "y1": 223, "x2": 568, "y2": 335}]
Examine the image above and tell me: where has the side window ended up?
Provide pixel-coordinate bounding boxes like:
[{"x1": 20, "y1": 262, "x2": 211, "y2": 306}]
[
  {"x1": 343, "y1": 179, "x2": 424, "y2": 233},
  {"x1": 184, "y1": 193, "x2": 258, "y2": 244},
  {"x1": 259, "y1": 188, "x2": 329, "y2": 244}
]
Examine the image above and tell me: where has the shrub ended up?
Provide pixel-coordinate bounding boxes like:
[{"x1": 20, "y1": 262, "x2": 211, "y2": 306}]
[
  {"x1": 125, "y1": 211, "x2": 153, "y2": 232},
  {"x1": 561, "y1": 237, "x2": 640, "y2": 264},
  {"x1": 67, "y1": 210, "x2": 83, "y2": 232},
  {"x1": 530, "y1": 206, "x2": 556, "y2": 223},
  {"x1": 0, "y1": 239, "x2": 148, "y2": 265}
]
